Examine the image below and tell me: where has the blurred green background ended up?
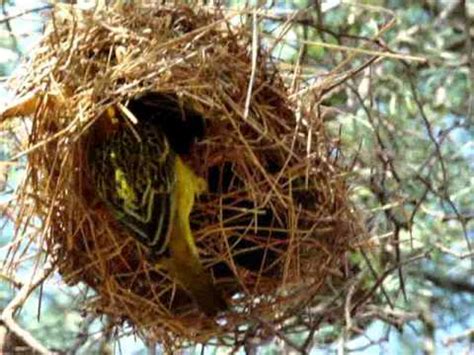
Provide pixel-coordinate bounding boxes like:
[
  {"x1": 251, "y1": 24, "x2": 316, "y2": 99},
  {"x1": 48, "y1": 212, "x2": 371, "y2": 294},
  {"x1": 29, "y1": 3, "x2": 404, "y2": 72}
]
[{"x1": 0, "y1": 0, "x2": 472, "y2": 354}]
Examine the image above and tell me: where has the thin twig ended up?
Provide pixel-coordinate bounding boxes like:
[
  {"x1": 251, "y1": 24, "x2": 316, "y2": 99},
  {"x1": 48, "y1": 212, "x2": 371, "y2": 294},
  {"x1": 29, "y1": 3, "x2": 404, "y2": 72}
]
[
  {"x1": 444, "y1": 327, "x2": 474, "y2": 346},
  {"x1": 243, "y1": 9, "x2": 259, "y2": 121},
  {"x1": 0, "y1": 5, "x2": 51, "y2": 24}
]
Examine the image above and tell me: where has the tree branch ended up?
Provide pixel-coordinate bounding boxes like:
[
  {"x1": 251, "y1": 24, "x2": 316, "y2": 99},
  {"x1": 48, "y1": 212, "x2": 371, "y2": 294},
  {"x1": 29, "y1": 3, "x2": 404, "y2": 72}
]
[{"x1": 1, "y1": 262, "x2": 55, "y2": 355}]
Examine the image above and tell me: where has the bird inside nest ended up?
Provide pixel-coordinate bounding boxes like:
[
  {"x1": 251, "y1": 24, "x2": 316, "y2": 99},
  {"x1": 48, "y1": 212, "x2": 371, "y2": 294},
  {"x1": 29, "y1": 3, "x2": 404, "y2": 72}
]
[{"x1": 87, "y1": 92, "x2": 228, "y2": 317}]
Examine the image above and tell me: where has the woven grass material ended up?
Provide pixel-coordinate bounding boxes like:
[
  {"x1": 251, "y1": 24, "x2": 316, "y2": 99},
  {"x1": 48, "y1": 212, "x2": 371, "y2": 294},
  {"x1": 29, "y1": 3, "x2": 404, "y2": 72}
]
[{"x1": 2, "y1": 3, "x2": 364, "y2": 348}]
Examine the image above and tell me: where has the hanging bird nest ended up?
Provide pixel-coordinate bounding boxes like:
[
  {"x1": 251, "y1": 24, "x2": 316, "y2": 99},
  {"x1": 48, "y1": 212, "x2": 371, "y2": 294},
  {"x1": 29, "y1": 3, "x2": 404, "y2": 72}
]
[{"x1": 1, "y1": 2, "x2": 366, "y2": 349}]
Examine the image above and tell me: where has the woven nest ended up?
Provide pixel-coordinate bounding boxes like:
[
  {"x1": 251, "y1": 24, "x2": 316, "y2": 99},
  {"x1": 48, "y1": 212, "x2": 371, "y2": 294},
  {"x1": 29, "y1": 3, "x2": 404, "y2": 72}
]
[{"x1": 2, "y1": 3, "x2": 365, "y2": 348}]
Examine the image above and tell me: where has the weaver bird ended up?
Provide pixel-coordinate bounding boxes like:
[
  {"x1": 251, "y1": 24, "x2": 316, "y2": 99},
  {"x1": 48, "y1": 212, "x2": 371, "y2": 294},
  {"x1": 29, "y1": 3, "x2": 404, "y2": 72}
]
[{"x1": 88, "y1": 95, "x2": 227, "y2": 316}]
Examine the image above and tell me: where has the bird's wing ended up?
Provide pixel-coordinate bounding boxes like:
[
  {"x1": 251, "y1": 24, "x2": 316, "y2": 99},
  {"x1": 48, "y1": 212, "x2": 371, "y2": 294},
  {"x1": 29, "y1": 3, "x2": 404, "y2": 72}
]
[{"x1": 91, "y1": 121, "x2": 177, "y2": 255}]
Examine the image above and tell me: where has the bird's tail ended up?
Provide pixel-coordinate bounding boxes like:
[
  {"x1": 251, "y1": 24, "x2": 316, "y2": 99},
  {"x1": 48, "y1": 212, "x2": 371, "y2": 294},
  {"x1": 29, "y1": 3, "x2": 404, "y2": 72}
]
[{"x1": 165, "y1": 239, "x2": 228, "y2": 316}]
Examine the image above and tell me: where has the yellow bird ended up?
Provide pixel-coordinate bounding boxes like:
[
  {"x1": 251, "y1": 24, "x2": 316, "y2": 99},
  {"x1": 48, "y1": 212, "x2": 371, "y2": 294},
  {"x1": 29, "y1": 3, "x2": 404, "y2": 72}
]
[{"x1": 89, "y1": 101, "x2": 227, "y2": 316}]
